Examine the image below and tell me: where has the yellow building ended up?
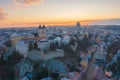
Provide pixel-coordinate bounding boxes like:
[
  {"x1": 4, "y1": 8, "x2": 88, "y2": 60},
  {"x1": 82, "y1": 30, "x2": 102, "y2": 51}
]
[
  {"x1": 10, "y1": 33, "x2": 34, "y2": 47},
  {"x1": 38, "y1": 25, "x2": 46, "y2": 37}
]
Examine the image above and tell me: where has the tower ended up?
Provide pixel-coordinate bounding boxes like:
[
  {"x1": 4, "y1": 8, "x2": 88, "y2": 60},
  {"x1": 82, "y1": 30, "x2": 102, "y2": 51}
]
[
  {"x1": 76, "y1": 22, "x2": 85, "y2": 35},
  {"x1": 38, "y1": 25, "x2": 46, "y2": 37},
  {"x1": 76, "y1": 22, "x2": 81, "y2": 31}
]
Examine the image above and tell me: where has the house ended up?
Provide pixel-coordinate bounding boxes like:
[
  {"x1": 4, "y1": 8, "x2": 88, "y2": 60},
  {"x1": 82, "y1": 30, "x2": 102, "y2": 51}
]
[
  {"x1": 95, "y1": 44, "x2": 106, "y2": 60},
  {"x1": 10, "y1": 33, "x2": 34, "y2": 47},
  {"x1": 15, "y1": 40, "x2": 29, "y2": 57},
  {"x1": 62, "y1": 35, "x2": 70, "y2": 45},
  {"x1": 66, "y1": 72, "x2": 81, "y2": 80},
  {"x1": 14, "y1": 58, "x2": 33, "y2": 80},
  {"x1": 37, "y1": 38, "x2": 50, "y2": 50},
  {"x1": 41, "y1": 77, "x2": 55, "y2": 80},
  {"x1": 47, "y1": 59, "x2": 68, "y2": 73}
]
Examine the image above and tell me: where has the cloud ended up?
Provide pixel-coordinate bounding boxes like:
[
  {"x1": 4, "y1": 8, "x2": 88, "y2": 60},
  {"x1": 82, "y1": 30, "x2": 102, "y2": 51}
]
[
  {"x1": 0, "y1": 8, "x2": 7, "y2": 20},
  {"x1": 8, "y1": 0, "x2": 43, "y2": 9},
  {"x1": 0, "y1": 8, "x2": 3, "y2": 12},
  {"x1": 15, "y1": 0, "x2": 43, "y2": 5}
]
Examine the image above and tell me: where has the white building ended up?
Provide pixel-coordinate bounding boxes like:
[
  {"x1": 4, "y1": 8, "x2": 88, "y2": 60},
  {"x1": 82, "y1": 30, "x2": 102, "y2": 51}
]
[
  {"x1": 53, "y1": 36, "x2": 62, "y2": 46},
  {"x1": 15, "y1": 40, "x2": 29, "y2": 57},
  {"x1": 53, "y1": 35, "x2": 70, "y2": 46},
  {"x1": 62, "y1": 35, "x2": 70, "y2": 45},
  {"x1": 95, "y1": 44, "x2": 106, "y2": 60},
  {"x1": 76, "y1": 22, "x2": 81, "y2": 31},
  {"x1": 37, "y1": 38, "x2": 50, "y2": 50}
]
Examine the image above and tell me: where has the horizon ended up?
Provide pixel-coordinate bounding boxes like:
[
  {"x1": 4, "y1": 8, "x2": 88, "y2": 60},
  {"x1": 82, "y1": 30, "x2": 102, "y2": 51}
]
[
  {"x1": 0, "y1": 0, "x2": 120, "y2": 28},
  {"x1": 1, "y1": 19, "x2": 120, "y2": 29}
]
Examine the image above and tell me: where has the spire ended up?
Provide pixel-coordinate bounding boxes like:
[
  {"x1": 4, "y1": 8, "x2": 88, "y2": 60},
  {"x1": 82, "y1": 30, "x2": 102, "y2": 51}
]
[
  {"x1": 39, "y1": 25, "x2": 41, "y2": 29},
  {"x1": 43, "y1": 25, "x2": 45, "y2": 29},
  {"x1": 76, "y1": 22, "x2": 81, "y2": 28},
  {"x1": 39, "y1": 25, "x2": 46, "y2": 29}
]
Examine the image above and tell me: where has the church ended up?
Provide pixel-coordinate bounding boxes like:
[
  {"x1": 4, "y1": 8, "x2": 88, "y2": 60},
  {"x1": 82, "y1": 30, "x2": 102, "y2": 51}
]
[
  {"x1": 38, "y1": 25, "x2": 46, "y2": 37},
  {"x1": 14, "y1": 25, "x2": 50, "y2": 57}
]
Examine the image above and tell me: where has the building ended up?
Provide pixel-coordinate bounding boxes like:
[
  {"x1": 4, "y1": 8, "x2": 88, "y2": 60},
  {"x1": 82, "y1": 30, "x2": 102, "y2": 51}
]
[
  {"x1": 37, "y1": 38, "x2": 50, "y2": 50},
  {"x1": 76, "y1": 22, "x2": 81, "y2": 31},
  {"x1": 10, "y1": 33, "x2": 22, "y2": 47},
  {"x1": 10, "y1": 33, "x2": 34, "y2": 47},
  {"x1": 76, "y1": 22, "x2": 81, "y2": 32},
  {"x1": 41, "y1": 77, "x2": 55, "y2": 80},
  {"x1": 38, "y1": 25, "x2": 46, "y2": 37},
  {"x1": 95, "y1": 44, "x2": 106, "y2": 60},
  {"x1": 14, "y1": 58, "x2": 33, "y2": 80},
  {"x1": 15, "y1": 40, "x2": 29, "y2": 57},
  {"x1": 62, "y1": 35, "x2": 70, "y2": 45},
  {"x1": 76, "y1": 22, "x2": 85, "y2": 36}
]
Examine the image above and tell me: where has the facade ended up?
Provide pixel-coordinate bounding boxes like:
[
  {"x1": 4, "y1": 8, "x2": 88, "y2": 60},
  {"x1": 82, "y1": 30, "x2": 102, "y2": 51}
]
[
  {"x1": 15, "y1": 40, "x2": 29, "y2": 57},
  {"x1": 37, "y1": 40, "x2": 50, "y2": 50},
  {"x1": 47, "y1": 59, "x2": 68, "y2": 73},
  {"x1": 76, "y1": 22, "x2": 81, "y2": 31},
  {"x1": 38, "y1": 25, "x2": 46, "y2": 37},
  {"x1": 10, "y1": 33, "x2": 34, "y2": 47},
  {"x1": 95, "y1": 44, "x2": 106, "y2": 60},
  {"x1": 62, "y1": 35, "x2": 70, "y2": 45},
  {"x1": 14, "y1": 59, "x2": 33, "y2": 80},
  {"x1": 10, "y1": 33, "x2": 23, "y2": 47}
]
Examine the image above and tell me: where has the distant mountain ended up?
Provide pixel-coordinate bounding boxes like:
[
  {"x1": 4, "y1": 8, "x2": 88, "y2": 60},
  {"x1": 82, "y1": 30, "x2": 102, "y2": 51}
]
[{"x1": 90, "y1": 19, "x2": 120, "y2": 25}]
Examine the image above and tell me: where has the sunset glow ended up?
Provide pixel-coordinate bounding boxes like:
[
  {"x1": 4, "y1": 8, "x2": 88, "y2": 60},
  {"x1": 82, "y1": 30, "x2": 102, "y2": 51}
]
[{"x1": 0, "y1": 0, "x2": 120, "y2": 28}]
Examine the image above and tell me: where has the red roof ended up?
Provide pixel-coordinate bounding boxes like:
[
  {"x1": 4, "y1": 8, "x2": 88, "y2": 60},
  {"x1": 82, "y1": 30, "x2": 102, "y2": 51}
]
[{"x1": 34, "y1": 37, "x2": 48, "y2": 41}]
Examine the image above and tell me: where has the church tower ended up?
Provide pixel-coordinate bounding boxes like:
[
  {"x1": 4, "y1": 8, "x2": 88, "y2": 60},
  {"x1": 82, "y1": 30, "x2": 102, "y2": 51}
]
[
  {"x1": 38, "y1": 25, "x2": 46, "y2": 37},
  {"x1": 76, "y1": 22, "x2": 81, "y2": 31},
  {"x1": 76, "y1": 22, "x2": 84, "y2": 35}
]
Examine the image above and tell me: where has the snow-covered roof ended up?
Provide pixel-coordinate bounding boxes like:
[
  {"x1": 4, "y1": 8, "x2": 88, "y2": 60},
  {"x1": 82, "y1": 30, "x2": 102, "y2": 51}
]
[
  {"x1": 63, "y1": 35, "x2": 70, "y2": 39},
  {"x1": 60, "y1": 78, "x2": 70, "y2": 80},
  {"x1": 34, "y1": 37, "x2": 48, "y2": 42},
  {"x1": 11, "y1": 33, "x2": 20, "y2": 37},
  {"x1": 41, "y1": 77, "x2": 54, "y2": 80},
  {"x1": 11, "y1": 33, "x2": 33, "y2": 37},
  {"x1": 16, "y1": 40, "x2": 28, "y2": 46},
  {"x1": 54, "y1": 37, "x2": 62, "y2": 41}
]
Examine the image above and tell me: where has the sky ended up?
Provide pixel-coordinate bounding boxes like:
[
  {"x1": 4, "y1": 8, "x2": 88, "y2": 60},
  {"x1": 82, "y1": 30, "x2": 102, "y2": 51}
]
[{"x1": 0, "y1": 0, "x2": 120, "y2": 28}]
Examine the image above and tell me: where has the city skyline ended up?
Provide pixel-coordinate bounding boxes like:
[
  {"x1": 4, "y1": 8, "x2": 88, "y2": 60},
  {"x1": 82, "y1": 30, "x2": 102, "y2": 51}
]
[{"x1": 0, "y1": 0, "x2": 120, "y2": 28}]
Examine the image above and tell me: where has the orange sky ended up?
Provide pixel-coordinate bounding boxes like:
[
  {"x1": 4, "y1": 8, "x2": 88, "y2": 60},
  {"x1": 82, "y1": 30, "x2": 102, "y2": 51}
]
[
  {"x1": 0, "y1": 0, "x2": 120, "y2": 28},
  {"x1": 0, "y1": 20, "x2": 96, "y2": 28}
]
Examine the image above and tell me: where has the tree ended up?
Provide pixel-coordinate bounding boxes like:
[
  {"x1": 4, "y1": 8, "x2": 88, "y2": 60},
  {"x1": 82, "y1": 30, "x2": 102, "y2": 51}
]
[
  {"x1": 0, "y1": 51, "x2": 23, "y2": 80},
  {"x1": 4, "y1": 40, "x2": 11, "y2": 47},
  {"x1": 6, "y1": 51, "x2": 23, "y2": 67},
  {"x1": 28, "y1": 42, "x2": 33, "y2": 51},
  {"x1": 106, "y1": 40, "x2": 120, "y2": 63},
  {"x1": 106, "y1": 50, "x2": 120, "y2": 77},
  {"x1": 33, "y1": 66, "x2": 48, "y2": 80},
  {"x1": 34, "y1": 42, "x2": 38, "y2": 50},
  {"x1": 77, "y1": 37, "x2": 92, "y2": 52},
  {"x1": 50, "y1": 42, "x2": 57, "y2": 51}
]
